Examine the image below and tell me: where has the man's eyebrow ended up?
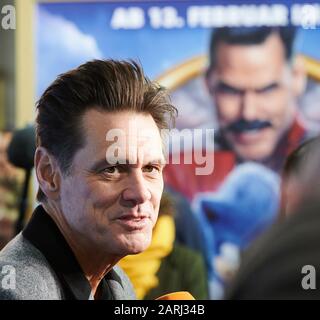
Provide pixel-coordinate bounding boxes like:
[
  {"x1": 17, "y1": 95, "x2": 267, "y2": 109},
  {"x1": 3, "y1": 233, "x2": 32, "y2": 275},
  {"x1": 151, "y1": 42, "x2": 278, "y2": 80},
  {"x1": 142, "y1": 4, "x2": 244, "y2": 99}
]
[
  {"x1": 89, "y1": 157, "x2": 166, "y2": 171},
  {"x1": 89, "y1": 158, "x2": 118, "y2": 172},
  {"x1": 215, "y1": 81, "x2": 244, "y2": 93},
  {"x1": 145, "y1": 158, "x2": 167, "y2": 166},
  {"x1": 255, "y1": 82, "x2": 279, "y2": 93}
]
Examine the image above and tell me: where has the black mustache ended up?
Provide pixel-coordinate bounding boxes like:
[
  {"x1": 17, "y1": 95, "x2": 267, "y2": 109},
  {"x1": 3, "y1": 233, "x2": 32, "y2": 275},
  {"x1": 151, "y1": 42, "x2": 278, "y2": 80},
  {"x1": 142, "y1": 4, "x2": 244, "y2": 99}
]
[{"x1": 226, "y1": 120, "x2": 272, "y2": 133}]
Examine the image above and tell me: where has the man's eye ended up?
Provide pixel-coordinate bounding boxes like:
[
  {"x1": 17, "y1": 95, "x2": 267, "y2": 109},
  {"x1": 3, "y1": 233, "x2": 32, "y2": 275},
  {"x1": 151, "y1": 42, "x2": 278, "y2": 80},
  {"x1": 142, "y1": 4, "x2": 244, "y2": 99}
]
[
  {"x1": 101, "y1": 166, "x2": 120, "y2": 174},
  {"x1": 143, "y1": 165, "x2": 160, "y2": 174}
]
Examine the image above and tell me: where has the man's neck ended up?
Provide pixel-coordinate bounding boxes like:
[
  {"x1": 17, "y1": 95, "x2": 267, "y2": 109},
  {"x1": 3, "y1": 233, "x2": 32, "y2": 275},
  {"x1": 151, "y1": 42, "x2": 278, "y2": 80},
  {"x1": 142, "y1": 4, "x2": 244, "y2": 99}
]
[{"x1": 41, "y1": 201, "x2": 121, "y2": 297}]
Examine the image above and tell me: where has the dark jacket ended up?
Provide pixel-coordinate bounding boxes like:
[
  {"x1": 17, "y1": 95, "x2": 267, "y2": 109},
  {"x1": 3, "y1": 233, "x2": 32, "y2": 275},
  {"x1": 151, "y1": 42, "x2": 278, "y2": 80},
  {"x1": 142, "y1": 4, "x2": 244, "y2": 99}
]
[{"x1": 0, "y1": 206, "x2": 135, "y2": 300}]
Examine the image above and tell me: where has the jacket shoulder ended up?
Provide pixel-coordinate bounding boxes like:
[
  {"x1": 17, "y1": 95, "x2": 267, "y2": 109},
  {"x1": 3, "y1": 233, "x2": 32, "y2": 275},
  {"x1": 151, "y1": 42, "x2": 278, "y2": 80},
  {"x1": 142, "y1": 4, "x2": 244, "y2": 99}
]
[{"x1": 0, "y1": 234, "x2": 64, "y2": 300}]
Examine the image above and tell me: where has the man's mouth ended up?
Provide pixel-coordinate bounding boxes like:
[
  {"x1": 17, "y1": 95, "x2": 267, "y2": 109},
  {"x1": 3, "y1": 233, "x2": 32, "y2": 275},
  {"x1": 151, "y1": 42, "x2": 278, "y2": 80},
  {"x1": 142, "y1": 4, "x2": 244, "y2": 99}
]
[
  {"x1": 225, "y1": 120, "x2": 272, "y2": 144},
  {"x1": 116, "y1": 214, "x2": 150, "y2": 231}
]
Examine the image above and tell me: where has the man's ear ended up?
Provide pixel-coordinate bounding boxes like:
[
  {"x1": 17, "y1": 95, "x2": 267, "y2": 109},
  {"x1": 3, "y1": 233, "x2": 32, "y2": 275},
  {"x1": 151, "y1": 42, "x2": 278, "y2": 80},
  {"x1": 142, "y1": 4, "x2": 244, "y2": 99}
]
[
  {"x1": 291, "y1": 55, "x2": 307, "y2": 97},
  {"x1": 34, "y1": 147, "x2": 61, "y2": 200}
]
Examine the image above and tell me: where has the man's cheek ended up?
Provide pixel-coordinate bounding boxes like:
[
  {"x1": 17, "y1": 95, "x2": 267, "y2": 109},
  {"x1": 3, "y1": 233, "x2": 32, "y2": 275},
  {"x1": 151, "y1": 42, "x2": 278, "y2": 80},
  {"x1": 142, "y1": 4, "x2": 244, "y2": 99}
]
[
  {"x1": 151, "y1": 212, "x2": 159, "y2": 229},
  {"x1": 154, "y1": 187, "x2": 164, "y2": 208},
  {"x1": 85, "y1": 182, "x2": 116, "y2": 204}
]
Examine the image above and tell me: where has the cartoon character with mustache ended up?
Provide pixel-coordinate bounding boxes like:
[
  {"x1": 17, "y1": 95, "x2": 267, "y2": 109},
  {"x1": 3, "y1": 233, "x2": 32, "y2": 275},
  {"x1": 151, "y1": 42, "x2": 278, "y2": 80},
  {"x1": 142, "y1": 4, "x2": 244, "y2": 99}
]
[{"x1": 164, "y1": 26, "x2": 309, "y2": 202}]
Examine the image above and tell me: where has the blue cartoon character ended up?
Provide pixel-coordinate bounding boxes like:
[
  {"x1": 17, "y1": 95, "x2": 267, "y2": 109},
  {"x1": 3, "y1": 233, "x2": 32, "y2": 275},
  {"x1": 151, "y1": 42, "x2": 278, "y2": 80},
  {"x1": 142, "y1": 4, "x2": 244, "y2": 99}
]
[{"x1": 192, "y1": 162, "x2": 280, "y2": 299}]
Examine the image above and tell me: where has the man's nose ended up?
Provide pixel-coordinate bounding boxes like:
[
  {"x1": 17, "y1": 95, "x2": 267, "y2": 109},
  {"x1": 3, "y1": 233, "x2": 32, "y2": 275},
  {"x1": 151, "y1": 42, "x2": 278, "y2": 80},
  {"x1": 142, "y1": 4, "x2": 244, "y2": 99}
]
[
  {"x1": 121, "y1": 173, "x2": 151, "y2": 206},
  {"x1": 241, "y1": 90, "x2": 259, "y2": 121}
]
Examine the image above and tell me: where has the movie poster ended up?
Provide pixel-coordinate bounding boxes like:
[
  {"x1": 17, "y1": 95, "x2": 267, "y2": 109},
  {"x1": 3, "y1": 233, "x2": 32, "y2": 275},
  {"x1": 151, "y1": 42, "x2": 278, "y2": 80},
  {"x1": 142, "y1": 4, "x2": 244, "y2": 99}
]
[{"x1": 36, "y1": 0, "x2": 320, "y2": 299}]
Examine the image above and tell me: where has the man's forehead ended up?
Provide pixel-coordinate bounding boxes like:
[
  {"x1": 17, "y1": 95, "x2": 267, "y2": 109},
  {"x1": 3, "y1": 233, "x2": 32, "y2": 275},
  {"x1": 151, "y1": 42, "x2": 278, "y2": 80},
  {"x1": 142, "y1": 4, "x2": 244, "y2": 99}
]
[
  {"x1": 93, "y1": 139, "x2": 166, "y2": 166},
  {"x1": 82, "y1": 110, "x2": 161, "y2": 141},
  {"x1": 105, "y1": 131, "x2": 165, "y2": 158},
  {"x1": 209, "y1": 47, "x2": 290, "y2": 89}
]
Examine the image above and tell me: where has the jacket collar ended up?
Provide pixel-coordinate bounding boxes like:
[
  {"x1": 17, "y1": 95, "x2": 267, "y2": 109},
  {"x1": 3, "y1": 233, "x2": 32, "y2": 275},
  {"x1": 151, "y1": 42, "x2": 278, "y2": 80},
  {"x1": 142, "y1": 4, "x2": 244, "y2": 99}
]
[{"x1": 22, "y1": 205, "x2": 113, "y2": 300}]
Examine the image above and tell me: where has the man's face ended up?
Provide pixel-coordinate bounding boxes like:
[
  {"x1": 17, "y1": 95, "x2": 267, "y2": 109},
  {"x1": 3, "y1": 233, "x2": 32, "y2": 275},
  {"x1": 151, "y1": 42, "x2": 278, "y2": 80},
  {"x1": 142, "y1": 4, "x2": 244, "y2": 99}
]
[
  {"x1": 58, "y1": 110, "x2": 165, "y2": 257},
  {"x1": 206, "y1": 33, "x2": 299, "y2": 161}
]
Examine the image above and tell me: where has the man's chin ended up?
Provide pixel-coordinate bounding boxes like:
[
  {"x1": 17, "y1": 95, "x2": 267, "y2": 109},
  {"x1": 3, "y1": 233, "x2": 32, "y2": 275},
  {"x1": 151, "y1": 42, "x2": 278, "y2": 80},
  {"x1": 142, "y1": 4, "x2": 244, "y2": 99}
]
[
  {"x1": 124, "y1": 245, "x2": 149, "y2": 256},
  {"x1": 123, "y1": 236, "x2": 152, "y2": 255}
]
